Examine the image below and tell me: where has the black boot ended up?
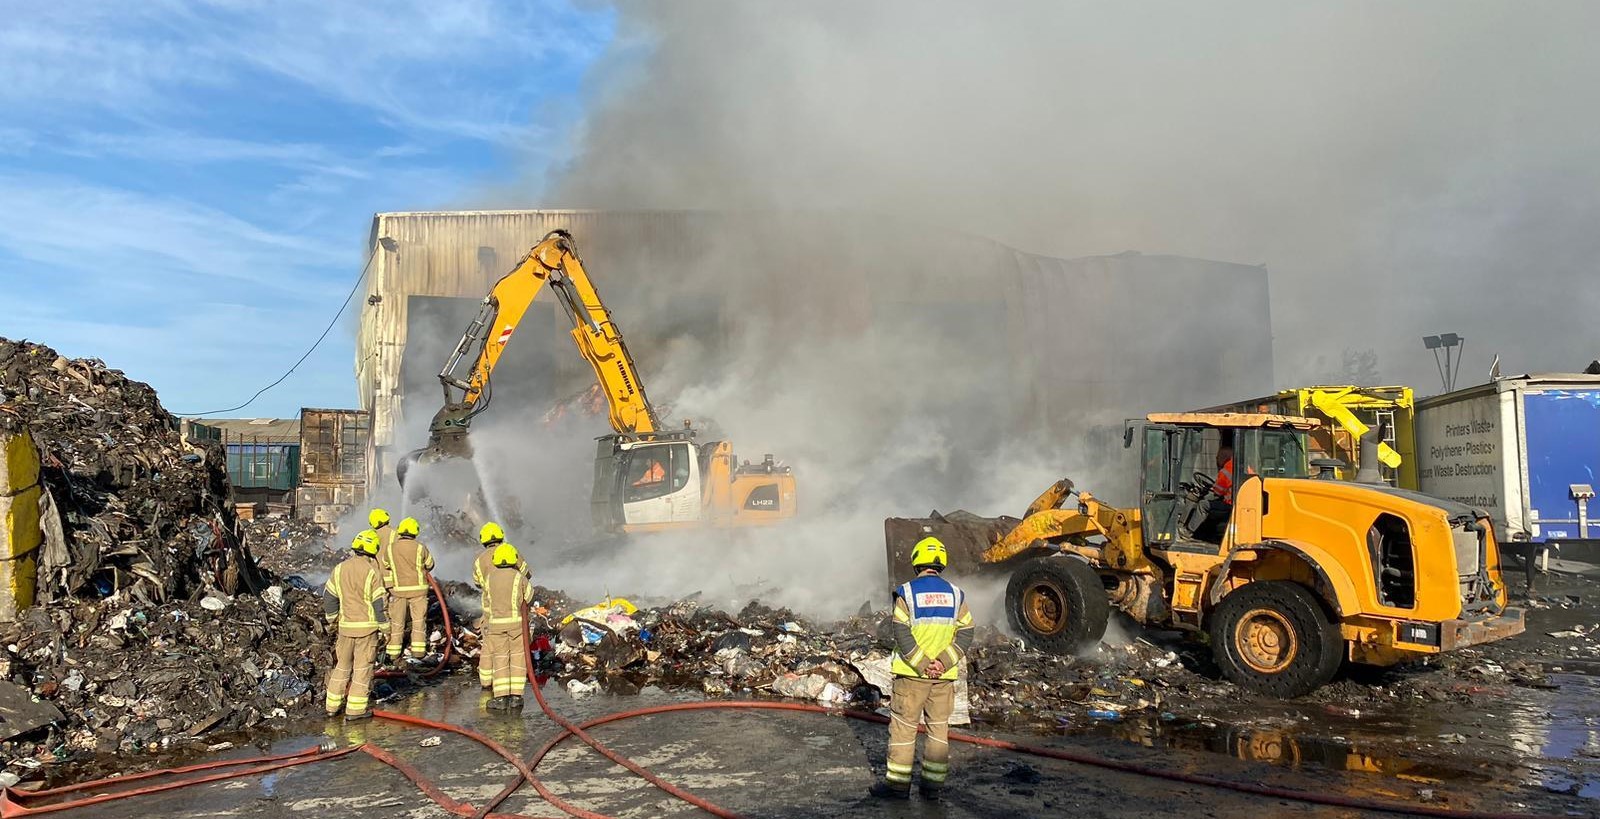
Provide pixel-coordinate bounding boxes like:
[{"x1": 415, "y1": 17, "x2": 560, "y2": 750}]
[
  {"x1": 507, "y1": 695, "x2": 524, "y2": 711},
  {"x1": 919, "y1": 782, "x2": 943, "y2": 801},
  {"x1": 869, "y1": 781, "x2": 910, "y2": 800},
  {"x1": 486, "y1": 696, "x2": 508, "y2": 712},
  {"x1": 344, "y1": 710, "x2": 372, "y2": 722}
]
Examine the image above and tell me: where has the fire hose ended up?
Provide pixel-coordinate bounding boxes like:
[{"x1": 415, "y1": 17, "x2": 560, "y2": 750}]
[
  {"x1": 375, "y1": 573, "x2": 456, "y2": 681},
  {"x1": 1, "y1": 592, "x2": 1569, "y2": 819},
  {"x1": 0, "y1": 744, "x2": 360, "y2": 816}
]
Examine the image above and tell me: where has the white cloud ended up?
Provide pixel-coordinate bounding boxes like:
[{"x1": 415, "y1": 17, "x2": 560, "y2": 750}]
[
  {"x1": 0, "y1": 173, "x2": 349, "y2": 295},
  {"x1": 0, "y1": 1, "x2": 607, "y2": 144}
]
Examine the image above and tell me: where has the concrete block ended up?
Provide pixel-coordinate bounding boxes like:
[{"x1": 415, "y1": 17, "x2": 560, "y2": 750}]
[
  {"x1": 0, "y1": 432, "x2": 39, "y2": 497},
  {"x1": 0, "y1": 551, "x2": 37, "y2": 623},
  {"x1": 0, "y1": 487, "x2": 42, "y2": 561},
  {"x1": 0, "y1": 431, "x2": 40, "y2": 621}
]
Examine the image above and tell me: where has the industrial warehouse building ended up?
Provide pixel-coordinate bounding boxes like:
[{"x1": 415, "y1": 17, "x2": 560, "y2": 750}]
[{"x1": 353, "y1": 210, "x2": 1276, "y2": 491}]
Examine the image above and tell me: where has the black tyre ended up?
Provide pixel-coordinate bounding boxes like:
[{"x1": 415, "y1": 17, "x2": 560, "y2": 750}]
[
  {"x1": 1208, "y1": 581, "x2": 1342, "y2": 698},
  {"x1": 1005, "y1": 557, "x2": 1110, "y2": 654}
]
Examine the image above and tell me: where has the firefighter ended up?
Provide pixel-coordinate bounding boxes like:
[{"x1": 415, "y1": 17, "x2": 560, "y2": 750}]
[
  {"x1": 473, "y1": 522, "x2": 530, "y2": 689},
  {"x1": 323, "y1": 529, "x2": 388, "y2": 721},
  {"x1": 871, "y1": 536, "x2": 974, "y2": 801},
  {"x1": 368, "y1": 508, "x2": 395, "y2": 590},
  {"x1": 482, "y1": 542, "x2": 534, "y2": 712},
  {"x1": 384, "y1": 516, "x2": 436, "y2": 661}
]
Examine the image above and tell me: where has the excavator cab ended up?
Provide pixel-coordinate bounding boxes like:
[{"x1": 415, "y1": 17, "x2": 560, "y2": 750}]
[{"x1": 592, "y1": 436, "x2": 703, "y2": 531}]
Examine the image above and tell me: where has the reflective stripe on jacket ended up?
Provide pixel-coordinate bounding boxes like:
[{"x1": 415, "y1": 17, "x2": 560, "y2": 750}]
[
  {"x1": 483, "y1": 566, "x2": 533, "y2": 633},
  {"x1": 325, "y1": 555, "x2": 386, "y2": 637},
  {"x1": 385, "y1": 536, "x2": 435, "y2": 595},
  {"x1": 890, "y1": 575, "x2": 969, "y2": 680}
]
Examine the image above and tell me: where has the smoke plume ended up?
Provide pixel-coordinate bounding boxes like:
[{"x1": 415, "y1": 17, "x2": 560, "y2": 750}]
[{"x1": 426, "y1": 1, "x2": 1600, "y2": 618}]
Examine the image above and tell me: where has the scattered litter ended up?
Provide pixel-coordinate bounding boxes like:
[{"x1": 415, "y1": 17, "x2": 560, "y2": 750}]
[
  {"x1": 566, "y1": 679, "x2": 600, "y2": 696},
  {"x1": 199, "y1": 595, "x2": 229, "y2": 612},
  {"x1": 419, "y1": 736, "x2": 443, "y2": 748}
]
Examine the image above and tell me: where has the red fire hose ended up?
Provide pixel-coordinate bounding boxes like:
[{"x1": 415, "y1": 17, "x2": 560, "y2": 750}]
[
  {"x1": 376, "y1": 573, "x2": 456, "y2": 680},
  {"x1": 0, "y1": 744, "x2": 359, "y2": 817}
]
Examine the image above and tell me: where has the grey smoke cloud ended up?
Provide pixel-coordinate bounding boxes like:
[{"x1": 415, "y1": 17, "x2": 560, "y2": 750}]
[
  {"x1": 419, "y1": 1, "x2": 1600, "y2": 618},
  {"x1": 548, "y1": 0, "x2": 1600, "y2": 386}
]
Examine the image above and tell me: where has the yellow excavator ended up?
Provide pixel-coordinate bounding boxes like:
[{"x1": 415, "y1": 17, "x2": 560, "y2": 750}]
[
  {"x1": 886, "y1": 412, "x2": 1524, "y2": 697},
  {"x1": 397, "y1": 230, "x2": 796, "y2": 534}
]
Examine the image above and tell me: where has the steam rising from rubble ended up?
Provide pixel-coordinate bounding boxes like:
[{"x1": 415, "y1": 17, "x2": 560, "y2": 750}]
[{"x1": 422, "y1": 1, "x2": 1599, "y2": 618}]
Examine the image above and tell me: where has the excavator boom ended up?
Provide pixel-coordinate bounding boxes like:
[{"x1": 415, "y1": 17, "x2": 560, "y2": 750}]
[
  {"x1": 398, "y1": 230, "x2": 797, "y2": 535},
  {"x1": 435, "y1": 230, "x2": 658, "y2": 438}
]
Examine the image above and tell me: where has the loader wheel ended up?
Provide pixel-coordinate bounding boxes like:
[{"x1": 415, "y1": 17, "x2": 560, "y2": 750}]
[
  {"x1": 1209, "y1": 582, "x2": 1342, "y2": 698},
  {"x1": 1005, "y1": 557, "x2": 1109, "y2": 655}
]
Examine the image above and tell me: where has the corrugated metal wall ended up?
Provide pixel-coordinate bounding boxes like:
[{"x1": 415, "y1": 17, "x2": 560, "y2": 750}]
[{"x1": 357, "y1": 210, "x2": 1275, "y2": 486}]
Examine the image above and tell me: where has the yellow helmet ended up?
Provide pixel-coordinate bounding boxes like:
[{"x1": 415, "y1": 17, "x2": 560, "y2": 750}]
[
  {"x1": 910, "y1": 536, "x2": 948, "y2": 570},
  {"x1": 368, "y1": 508, "x2": 391, "y2": 529},
  {"x1": 396, "y1": 517, "x2": 420, "y2": 538},
  {"x1": 479, "y1": 522, "x2": 505, "y2": 546},
  {"x1": 351, "y1": 529, "x2": 381, "y2": 556},
  {"x1": 491, "y1": 543, "x2": 521, "y2": 568}
]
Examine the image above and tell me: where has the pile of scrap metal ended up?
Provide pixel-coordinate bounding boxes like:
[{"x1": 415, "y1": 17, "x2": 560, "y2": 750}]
[
  {"x1": 241, "y1": 515, "x2": 339, "y2": 576},
  {"x1": 0, "y1": 338, "x2": 265, "y2": 604},
  {"x1": 0, "y1": 582, "x2": 331, "y2": 769}
]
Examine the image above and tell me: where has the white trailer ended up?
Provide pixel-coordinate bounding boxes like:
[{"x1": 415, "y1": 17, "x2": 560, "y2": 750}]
[{"x1": 1415, "y1": 374, "x2": 1600, "y2": 546}]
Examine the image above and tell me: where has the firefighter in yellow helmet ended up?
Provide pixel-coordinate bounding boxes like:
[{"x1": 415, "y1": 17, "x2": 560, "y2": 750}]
[
  {"x1": 870, "y1": 536, "x2": 974, "y2": 801},
  {"x1": 367, "y1": 508, "x2": 395, "y2": 616},
  {"x1": 383, "y1": 517, "x2": 436, "y2": 661},
  {"x1": 323, "y1": 529, "x2": 388, "y2": 721},
  {"x1": 472, "y1": 522, "x2": 531, "y2": 689},
  {"x1": 482, "y1": 542, "x2": 533, "y2": 712}
]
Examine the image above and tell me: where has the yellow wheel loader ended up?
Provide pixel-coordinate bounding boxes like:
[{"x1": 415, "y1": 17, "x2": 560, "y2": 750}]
[{"x1": 885, "y1": 413, "x2": 1525, "y2": 697}]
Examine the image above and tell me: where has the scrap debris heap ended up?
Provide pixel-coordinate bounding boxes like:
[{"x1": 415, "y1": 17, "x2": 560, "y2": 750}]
[
  {"x1": 0, "y1": 338, "x2": 259, "y2": 603},
  {"x1": 0, "y1": 338, "x2": 330, "y2": 771}
]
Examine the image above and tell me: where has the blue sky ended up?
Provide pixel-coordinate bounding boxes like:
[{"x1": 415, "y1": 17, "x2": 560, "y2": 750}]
[{"x1": 0, "y1": 1, "x2": 615, "y2": 418}]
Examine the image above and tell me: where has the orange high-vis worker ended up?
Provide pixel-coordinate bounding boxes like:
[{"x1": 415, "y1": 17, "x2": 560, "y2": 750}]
[
  {"x1": 1215, "y1": 456, "x2": 1235, "y2": 502},
  {"x1": 324, "y1": 530, "x2": 388, "y2": 721},
  {"x1": 632, "y1": 459, "x2": 665, "y2": 486},
  {"x1": 384, "y1": 517, "x2": 436, "y2": 658}
]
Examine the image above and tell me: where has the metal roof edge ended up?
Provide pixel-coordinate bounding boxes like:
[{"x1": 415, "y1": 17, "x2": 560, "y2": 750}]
[{"x1": 1417, "y1": 373, "x2": 1600, "y2": 408}]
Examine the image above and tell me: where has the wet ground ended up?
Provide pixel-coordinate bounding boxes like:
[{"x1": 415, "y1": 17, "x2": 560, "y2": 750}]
[{"x1": 26, "y1": 572, "x2": 1600, "y2": 818}]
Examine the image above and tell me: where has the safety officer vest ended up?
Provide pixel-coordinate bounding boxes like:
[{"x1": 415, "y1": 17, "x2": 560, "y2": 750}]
[
  {"x1": 326, "y1": 555, "x2": 385, "y2": 637},
  {"x1": 891, "y1": 575, "x2": 964, "y2": 680},
  {"x1": 386, "y1": 536, "x2": 433, "y2": 596},
  {"x1": 482, "y1": 567, "x2": 529, "y2": 634}
]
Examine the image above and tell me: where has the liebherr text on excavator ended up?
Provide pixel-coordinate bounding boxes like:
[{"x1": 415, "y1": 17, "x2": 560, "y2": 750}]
[{"x1": 397, "y1": 230, "x2": 796, "y2": 534}]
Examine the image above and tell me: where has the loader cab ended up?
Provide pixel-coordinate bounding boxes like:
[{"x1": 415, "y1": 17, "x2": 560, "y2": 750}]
[
  {"x1": 1131, "y1": 414, "x2": 1314, "y2": 554},
  {"x1": 591, "y1": 435, "x2": 702, "y2": 531}
]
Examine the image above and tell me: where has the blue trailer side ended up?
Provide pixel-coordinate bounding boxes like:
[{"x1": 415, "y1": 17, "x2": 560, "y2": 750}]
[{"x1": 1524, "y1": 389, "x2": 1600, "y2": 542}]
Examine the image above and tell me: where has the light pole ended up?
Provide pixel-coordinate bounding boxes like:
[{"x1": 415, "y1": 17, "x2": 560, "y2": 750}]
[{"x1": 1422, "y1": 333, "x2": 1465, "y2": 393}]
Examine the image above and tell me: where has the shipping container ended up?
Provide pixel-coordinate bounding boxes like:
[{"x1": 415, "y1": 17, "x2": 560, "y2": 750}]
[
  {"x1": 187, "y1": 418, "x2": 301, "y2": 493},
  {"x1": 1201, "y1": 386, "x2": 1417, "y2": 488},
  {"x1": 1415, "y1": 374, "x2": 1600, "y2": 544},
  {"x1": 297, "y1": 408, "x2": 369, "y2": 525}
]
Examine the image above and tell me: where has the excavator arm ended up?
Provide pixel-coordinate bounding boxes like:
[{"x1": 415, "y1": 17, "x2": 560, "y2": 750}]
[
  {"x1": 433, "y1": 229, "x2": 659, "y2": 435},
  {"x1": 400, "y1": 230, "x2": 659, "y2": 483}
]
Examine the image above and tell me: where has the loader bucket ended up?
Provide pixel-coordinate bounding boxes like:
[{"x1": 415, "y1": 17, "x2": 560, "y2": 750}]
[{"x1": 883, "y1": 511, "x2": 1020, "y2": 590}]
